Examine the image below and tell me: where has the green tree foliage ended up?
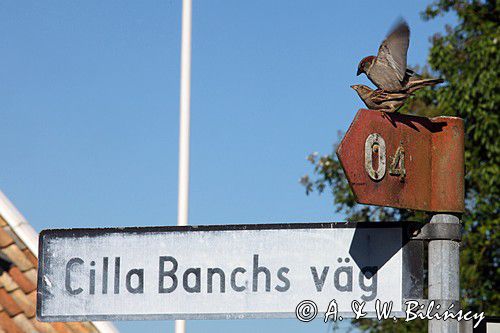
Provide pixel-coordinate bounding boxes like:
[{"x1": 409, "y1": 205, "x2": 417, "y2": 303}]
[{"x1": 301, "y1": 1, "x2": 499, "y2": 331}]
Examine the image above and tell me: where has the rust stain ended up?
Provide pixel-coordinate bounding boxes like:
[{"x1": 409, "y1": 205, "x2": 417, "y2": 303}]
[{"x1": 337, "y1": 109, "x2": 464, "y2": 212}]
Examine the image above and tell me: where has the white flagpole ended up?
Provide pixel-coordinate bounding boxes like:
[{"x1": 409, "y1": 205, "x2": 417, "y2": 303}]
[{"x1": 176, "y1": 0, "x2": 192, "y2": 332}]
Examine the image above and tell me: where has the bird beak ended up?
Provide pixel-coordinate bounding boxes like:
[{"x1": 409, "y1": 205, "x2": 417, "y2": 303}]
[
  {"x1": 356, "y1": 68, "x2": 362, "y2": 76},
  {"x1": 350, "y1": 85, "x2": 356, "y2": 89}
]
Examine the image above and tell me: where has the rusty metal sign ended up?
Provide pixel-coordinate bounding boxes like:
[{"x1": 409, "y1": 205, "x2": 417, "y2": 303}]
[
  {"x1": 337, "y1": 109, "x2": 464, "y2": 212},
  {"x1": 37, "y1": 223, "x2": 422, "y2": 322}
]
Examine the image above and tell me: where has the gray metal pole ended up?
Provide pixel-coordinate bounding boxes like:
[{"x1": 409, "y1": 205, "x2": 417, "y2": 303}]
[{"x1": 428, "y1": 213, "x2": 460, "y2": 333}]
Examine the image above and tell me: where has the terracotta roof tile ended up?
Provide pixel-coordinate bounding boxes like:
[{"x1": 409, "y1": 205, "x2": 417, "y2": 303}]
[
  {"x1": 0, "y1": 272, "x2": 19, "y2": 292},
  {"x1": 26, "y1": 291, "x2": 36, "y2": 306},
  {"x1": 31, "y1": 318, "x2": 58, "y2": 333},
  {"x1": 9, "y1": 289, "x2": 35, "y2": 318},
  {"x1": 0, "y1": 229, "x2": 14, "y2": 249},
  {"x1": 8, "y1": 267, "x2": 36, "y2": 294},
  {"x1": 0, "y1": 229, "x2": 25, "y2": 251},
  {"x1": 50, "y1": 322, "x2": 71, "y2": 333},
  {"x1": 66, "y1": 322, "x2": 92, "y2": 333},
  {"x1": 0, "y1": 311, "x2": 23, "y2": 333},
  {"x1": 11, "y1": 313, "x2": 37, "y2": 332},
  {"x1": 20, "y1": 250, "x2": 37, "y2": 268},
  {"x1": 22, "y1": 269, "x2": 37, "y2": 285},
  {"x1": 0, "y1": 221, "x2": 110, "y2": 333},
  {"x1": 0, "y1": 245, "x2": 33, "y2": 272},
  {"x1": 0, "y1": 289, "x2": 22, "y2": 317}
]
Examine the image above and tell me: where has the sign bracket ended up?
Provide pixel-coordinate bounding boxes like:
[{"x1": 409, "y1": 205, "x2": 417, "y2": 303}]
[{"x1": 408, "y1": 222, "x2": 462, "y2": 242}]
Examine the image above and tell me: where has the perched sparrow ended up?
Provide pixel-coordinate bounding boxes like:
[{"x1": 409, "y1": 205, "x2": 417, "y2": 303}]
[
  {"x1": 357, "y1": 19, "x2": 443, "y2": 92},
  {"x1": 350, "y1": 84, "x2": 409, "y2": 113}
]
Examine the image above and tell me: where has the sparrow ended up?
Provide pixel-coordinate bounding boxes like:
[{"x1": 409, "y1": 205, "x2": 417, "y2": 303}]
[
  {"x1": 350, "y1": 78, "x2": 444, "y2": 113},
  {"x1": 350, "y1": 84, "x2": 409, "y2": 113},
  {"x1": 356, "y1": 19, "x2": 443, "y2": 92}
]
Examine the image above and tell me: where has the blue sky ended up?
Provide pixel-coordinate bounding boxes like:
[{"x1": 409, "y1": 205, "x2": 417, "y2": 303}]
[{"x1": 0, "y1": 1, "x2": 454, "y2": 332}]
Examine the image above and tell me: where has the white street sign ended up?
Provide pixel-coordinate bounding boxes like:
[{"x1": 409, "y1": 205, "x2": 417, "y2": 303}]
[{"x1": 37, "y1": 223, "x2": 422, "y2": 322}]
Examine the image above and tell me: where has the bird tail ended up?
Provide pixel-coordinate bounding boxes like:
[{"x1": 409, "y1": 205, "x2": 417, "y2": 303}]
[{"x1": 406, "y1": 78, "x2": 444, "y2": 93}]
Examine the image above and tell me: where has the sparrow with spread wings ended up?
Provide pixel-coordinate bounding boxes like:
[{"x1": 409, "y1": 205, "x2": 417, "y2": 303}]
[{"x1": 355, "y1": 19, "x2": 442, "y2": 99}]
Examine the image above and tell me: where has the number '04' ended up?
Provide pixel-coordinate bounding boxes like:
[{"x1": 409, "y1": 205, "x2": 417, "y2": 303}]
[{"x1": 364, "y1": 133, "x2": 406, "y2": 181}]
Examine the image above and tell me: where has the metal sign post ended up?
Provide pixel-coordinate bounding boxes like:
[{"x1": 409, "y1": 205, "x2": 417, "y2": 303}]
[
  {"x1": 337, "y1": 109, "x2": 465, "y2": 333},
  {"x1": 428, "y1": 214, "x2": 461, "y2": 333}
]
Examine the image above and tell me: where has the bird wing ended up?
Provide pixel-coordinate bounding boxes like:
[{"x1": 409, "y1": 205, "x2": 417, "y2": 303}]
[
  {"x1": 375, "y1": 20, "x2": 410, "y2": 83},
  {"x1": 371, "y1": 90, "x2": 408, "y2": 104}
]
